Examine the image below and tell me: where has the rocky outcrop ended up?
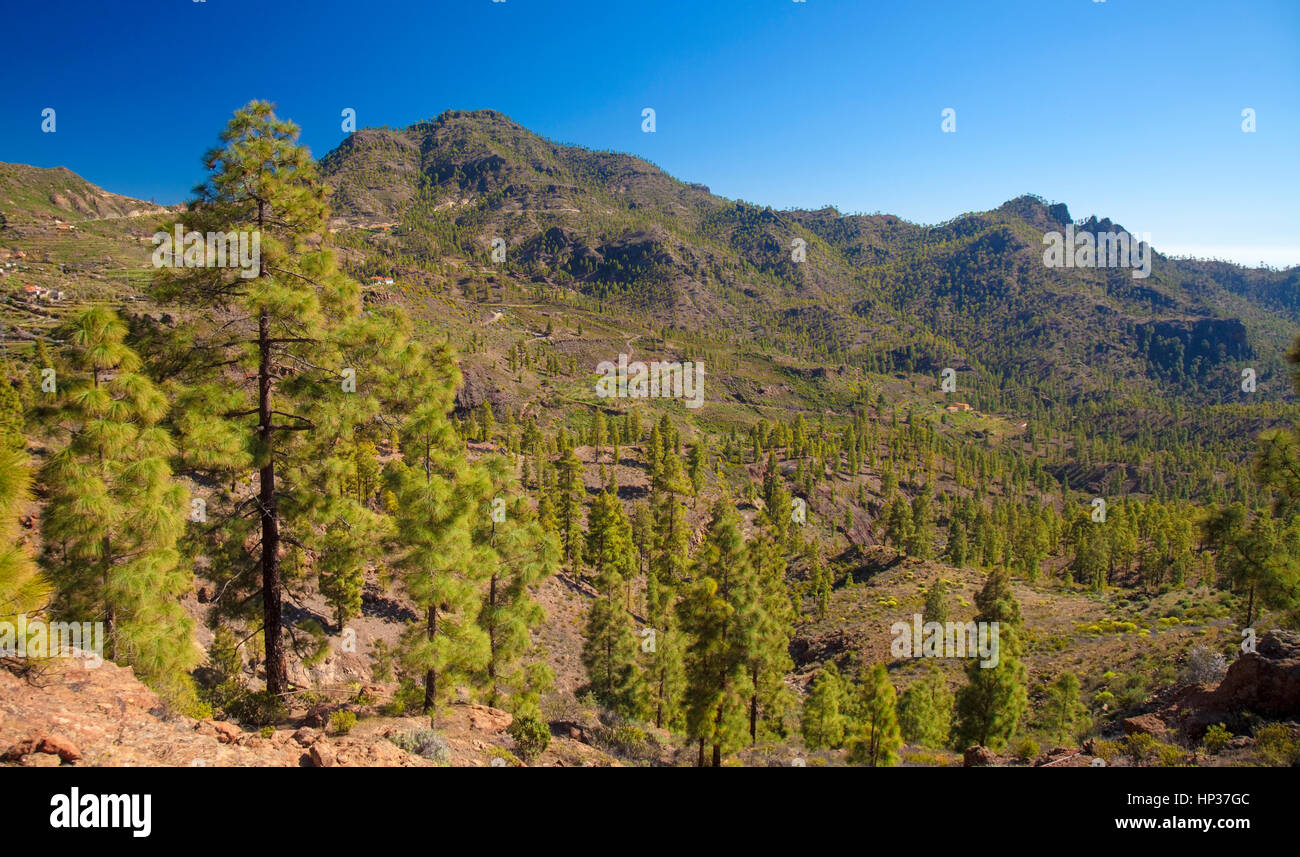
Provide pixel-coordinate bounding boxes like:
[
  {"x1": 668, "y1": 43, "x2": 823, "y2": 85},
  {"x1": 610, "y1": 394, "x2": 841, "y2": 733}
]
[
  {"x1": 1122, "y1": 714, "x2": 1169, "y2": 737},
  {"x1": 1162, "y1": 630, "x2": 1300, "y2": 739},
  {"x1": 0, "y1": 659, "x2": 429, "y2": 767},
  {"x1": 1, "y1": 658, "x2": 612, "y2": 767}
]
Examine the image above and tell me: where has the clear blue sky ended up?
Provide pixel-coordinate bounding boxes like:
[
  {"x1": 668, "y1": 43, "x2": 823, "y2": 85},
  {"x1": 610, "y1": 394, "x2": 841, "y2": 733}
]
[{"x1": 2, "y1": 0, "x2": 1297, "y2": 266}]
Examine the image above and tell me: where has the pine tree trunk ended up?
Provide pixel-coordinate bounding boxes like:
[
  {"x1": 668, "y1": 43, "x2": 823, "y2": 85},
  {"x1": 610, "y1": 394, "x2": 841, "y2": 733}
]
[
  {"x1": 712, "y1": 703, "x2": 723, "y2": 767},
  {"x1": 102, "y1": 538, "x2": 114, "y2": 660},
  {"x1": 259, "y1": 307, "x2": 287, "y2": 697},
  {"x1": 656, "y1": 670, "x2": 664, "y2": 729},
  {"x1": 423, "y1": 605, "x2": 439, "y2": 713},
  {"x1": 697, "y1": 737, "x2": 705, "y2": 768},
  {"x1": 487, "y1": 574, "x2": 498, "y2": 707}
]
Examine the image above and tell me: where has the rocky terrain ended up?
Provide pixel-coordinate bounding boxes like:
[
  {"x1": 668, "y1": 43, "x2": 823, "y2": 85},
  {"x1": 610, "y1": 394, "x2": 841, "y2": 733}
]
[{"x1": 0, "y1": 658, "x2": 614, "y2": 767}]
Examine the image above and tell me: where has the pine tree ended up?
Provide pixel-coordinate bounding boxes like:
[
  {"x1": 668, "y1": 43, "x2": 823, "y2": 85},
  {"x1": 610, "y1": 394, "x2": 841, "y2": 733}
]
[
  {"x1": 885, "y1": 493, "x2": 912, "y2": 550},
  {"x1": 0, "y1": 375, "x2": 23, "y2": 452},
  {"x1": 905, "y1": 485, "x2": 935, "y2": 559},
  {"x1": 581, "y1": 489, "x2": 643, "y2": 716},
  {"x1": 630, "y1": 501, "x2": 653, "y2": 580},
  {"x1": 1204, "y1": 504, "x2": 1296, "y2": 627},
  {"x1": 800, "y1": 662, "x2": 847, "y2": 750},
  {"x1": 897, "y1": 664, "x2": 953, "y2": 749},
  {"x1": 39, "y1": 308, "x2": 198, "y2": 706},
  {"x1": 687, "y1": 440, "x2": 706, "y2": 506},
  {"x1": 650, "y1": 448, "x2": 690, "y2": 600},
  {"x1": 952, "y1": 569, "x2": 1028, "y2": 751},
  {"x1": 0, "y1": 447, "x2": 49, "y2": 624},
  {"x1": 922, "y1": 576, "x2": 949, "y2": 625},
  {"x1": 389, "y1": 339, "x2": 492, "y2": 713},
  {"x1": 557, "y1": 447, "x2": 585, "y2": 570},
  {"x1": 678, "y1": 499, "x2": 753, "y2": 766},
  {"x1": 808, "y1": 543, "x2": 832, "y2": 619},
  {"x1": 477, "y1": 455, "x2": 559, "y2": 712},
  {"x1": 945, "y1": 518, "x2": 968, "y2": 567},
  {"x1": 846, "y1": 663, "x2": 902, "y2": 767},
  {"x1": 642, "y1": 594, "x2": 686, "y2": 731},
  {"x1": 590, "y1": 409, "x2": 606, "y2": 461},
  {"x1": 742, "y1": 529, "x2": 795, "y2": 742},
  {"x1": 1042, "y1": 671, "x2": 1089, "y2": 745},
  {"x1": 153, "y1": 101, "x2": 363, "y2": 695},
  {"x1": 762, "y1": 451, "x2": 791, "y2": 543}
]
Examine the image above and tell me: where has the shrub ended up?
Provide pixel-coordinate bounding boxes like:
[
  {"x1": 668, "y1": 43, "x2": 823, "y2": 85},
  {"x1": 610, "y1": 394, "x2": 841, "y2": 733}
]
[
  {"x1": 388, "y1": 728, "x2": 450, "y2": 765},
  {"x1": 1126, "y1": 733, "x2": 1157, "y2": 764},
  {"x1": 1117, "y1": 675, "x2": 1149, "y2": 709},
  {"x1": 592, "y1": 722, "x2": 657, "y2": 761},
  {"x1": 329, "y1": 710, "x2": 357, "y2": 735},
  {"x1": 227, "y1": 690, "x2": 287, "y2": 727},
  {"x1": 1091, "y1": 739, "x2": 1121, "y2": 762},
  {"x1": 508, "y1": 714, "x2": 551, "y2": 762},
  {"x1": 1010, "y1": 736, "x2": 1040, "y2": 762},
  {"x1": 259, "y1": 726, "x2": 275, "y2": 739},
  {"x1": 1201, "y1": 723, "x2": 1232, "y2": 755},
  {"x1": 1254, "y1": 724, "x2": 1300, "y2": 767},
  {"x1": 487, "y1": 747, "x2": 522, "y2": 767},
  {"x1": 1156, "y1": 742, "x2": 1188, "y2": 767},
  {"x1": 1181, "y1": 646, "x2": 1228, "y2": 685}
]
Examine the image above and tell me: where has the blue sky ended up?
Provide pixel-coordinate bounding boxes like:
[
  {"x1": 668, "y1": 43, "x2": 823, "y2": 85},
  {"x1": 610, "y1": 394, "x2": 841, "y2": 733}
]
[{"x1": 2, "y1": 0, "x2": 1297, "y2": 266}]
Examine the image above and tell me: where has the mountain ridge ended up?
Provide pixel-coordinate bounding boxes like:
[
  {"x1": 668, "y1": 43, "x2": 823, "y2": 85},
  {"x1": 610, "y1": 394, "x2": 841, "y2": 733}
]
[{"x1": 309, "y1": 109, "x2": 1299, "y2": 410}]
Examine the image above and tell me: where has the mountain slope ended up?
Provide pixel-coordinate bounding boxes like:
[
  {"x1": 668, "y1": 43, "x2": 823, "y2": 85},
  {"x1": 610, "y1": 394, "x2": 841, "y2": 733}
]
[
  {"x1": 319, "y1": 111, "x2": 1299, "y2": 411},
  {"x1": 0, "y1": 163, "x2": 164, "y2": 223}
]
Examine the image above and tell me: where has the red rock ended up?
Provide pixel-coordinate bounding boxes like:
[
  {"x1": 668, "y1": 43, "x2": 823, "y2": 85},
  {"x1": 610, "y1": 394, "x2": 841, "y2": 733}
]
[
  {"x1": 310, "y1": 743, "x2": 336, "y2": 767},
  {"x1": 467, "y1": 705, "x2": 512, "y2": 733},
  {"x1": 292, "y1": 728, "x2": 320, "y2": 747},
  {"x1": 1123, "y1": 714, "x2": 1168, "y2": 736},
  {"x1": 963, "y1": 746, "x2": 998, "y2": 767},
  {"x1": 4, "y1": 733, "x2": 80, "y2": 762},
  {"x1": 199, "y1": 719, "x2": 242, "y2": 744},
  {"x1": 1161, "y1": 630, "x2": 1300, "y2": 739}
]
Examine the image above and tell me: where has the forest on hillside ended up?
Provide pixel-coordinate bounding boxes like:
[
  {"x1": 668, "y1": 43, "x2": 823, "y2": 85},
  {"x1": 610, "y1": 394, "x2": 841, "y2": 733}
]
[{"x1": 2, "y1": 102, "x2": 1299, "y2": 770}]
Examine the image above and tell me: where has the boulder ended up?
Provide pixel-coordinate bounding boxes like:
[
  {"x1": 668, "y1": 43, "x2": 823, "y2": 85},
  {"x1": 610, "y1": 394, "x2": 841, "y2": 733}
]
[
  {"x1": 2, "y1": 733, "x2": 81, "y2": 763},
  {"x1": 963, "y1": 746, "x2": 998, "y2": 767},
  {"x1": 292, "y1": 728, "x2": 321, "y2": 748},
  {"x1": 1123, "y1": 714, "x2": 1168, "y2": 736},
  {"x1": 1164, "y1": 630, "x2": 1300, "y2": 739},
  {"x1": 467, "y1": 705, "x2": 512, "y2": 733},
  {"x1": 199, "y1": 719, "x2": 242, "y2": 744},
  {"x1": 1211, "y1": 630, "x2": 1300, "y2": 716},
  {"x1": 310, "y1": 743, "x2": 336, "y2": 768}
]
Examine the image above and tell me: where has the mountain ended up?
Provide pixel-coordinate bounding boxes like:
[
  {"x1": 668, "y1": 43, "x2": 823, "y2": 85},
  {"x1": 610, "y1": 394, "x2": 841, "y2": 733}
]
[
  {"x1": 5, "y1": 111, "x2": 1300, "y2": 770},
  {"x1": 0, "y1": 163, "x2": 165, "y2": 224},
  {"x1": 318, "y1": 110, "x2": 1299, "y2": 412}
]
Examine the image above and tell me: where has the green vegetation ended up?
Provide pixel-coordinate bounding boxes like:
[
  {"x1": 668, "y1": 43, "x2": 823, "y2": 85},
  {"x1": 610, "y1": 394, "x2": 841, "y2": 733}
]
[{"x1": 2, "y1": 103, "x2": 1299, "y2": 768}]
